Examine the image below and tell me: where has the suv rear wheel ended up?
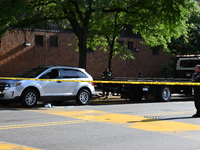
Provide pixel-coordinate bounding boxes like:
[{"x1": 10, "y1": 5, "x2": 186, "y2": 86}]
[
  {"x1": 21, "y1": 89, "x2": 38, "y2": 107},
  {"x1": 76, "y1": 89, "x2": 90, "y2": 105}
]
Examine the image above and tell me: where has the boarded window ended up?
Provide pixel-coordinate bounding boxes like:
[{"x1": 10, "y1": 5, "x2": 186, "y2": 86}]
[
  {"x1": 128, "y1": 41, "x2": 134, "y2": 50},
  {"x1": 152, "y1": 49, "x2": 159, "y2": 55},
  {"x1": 151, "y1": 46, "x2": 160, "y2": 55},
  {"x1": 35, "y1": 35, "x2": 44, "y2": 47},
  {"x1": 50, "y1": 36, "x2": 58, "y2": 47}
]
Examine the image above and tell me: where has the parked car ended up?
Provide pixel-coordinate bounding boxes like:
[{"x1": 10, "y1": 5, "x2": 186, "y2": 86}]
[{"x1": 0, "y1": 66, "x2": 95, "y2": 107}]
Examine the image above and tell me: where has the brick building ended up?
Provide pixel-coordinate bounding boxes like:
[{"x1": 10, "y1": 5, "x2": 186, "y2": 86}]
[{"x1": 0, "y1": 29, "x2": 172, "y2": 79}]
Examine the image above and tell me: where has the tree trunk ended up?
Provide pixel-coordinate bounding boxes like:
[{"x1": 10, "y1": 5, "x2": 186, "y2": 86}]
[
  {"x1": 108, "y1": 44, "x2": 114, "y2": 72},
  {"x1": 78, "y1": 45, "x2": 87, "y2": 69},
  {"x1": 78, "y1": 35, "x2": 87, "y2": 69}
]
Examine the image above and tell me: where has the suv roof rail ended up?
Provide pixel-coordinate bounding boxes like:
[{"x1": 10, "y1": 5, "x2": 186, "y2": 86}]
[{"x1": 38, "y1": 65, "x2": 77, "y2": 68}]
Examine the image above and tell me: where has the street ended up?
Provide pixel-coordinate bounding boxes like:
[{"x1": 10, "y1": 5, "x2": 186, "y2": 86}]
[{"x1": 0, "y1": 95, "x2": 200, "y2": 150}]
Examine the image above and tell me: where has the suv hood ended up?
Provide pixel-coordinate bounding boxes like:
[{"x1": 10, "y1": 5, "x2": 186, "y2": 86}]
[{"x1": 0, "y1": 79, "x2": 22, "y2": 83}]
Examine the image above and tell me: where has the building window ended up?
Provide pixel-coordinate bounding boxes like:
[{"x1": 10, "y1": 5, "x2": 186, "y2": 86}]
[
  {"x1": 128, "y1": 41, "x2": 134, "y2": 51},
  {"x1": 152, "y1": 49, "x2": 159, "y2": 55},
  {"x1": 35, "y1": 35, "x2": 44, "y2": 47},
  {"x1": 50, "y1": 36, "x2": 58, "y2": 47},
  {"x1": 151, "y1": 46, "x2": 160, "y2": 55},
  {"x1": 117, "y1": 41, "x2": 124, "y2": 46}
]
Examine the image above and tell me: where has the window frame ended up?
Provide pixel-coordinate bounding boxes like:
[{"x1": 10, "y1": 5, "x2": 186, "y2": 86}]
[
  {"x1": 49, "y1": 36, "x2": 58, "y2": 47},
  {"x1": 35, "y1": 35, "x2": 44, "y2": 47}
]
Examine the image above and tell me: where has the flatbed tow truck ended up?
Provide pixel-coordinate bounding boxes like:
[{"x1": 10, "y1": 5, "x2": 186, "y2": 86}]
[
  {"x1": 97, "y1": 77, "x2": 193, "y2": 102},
  {"x1": 97, "y1": 55, "x2": 200, "y2": 102}
]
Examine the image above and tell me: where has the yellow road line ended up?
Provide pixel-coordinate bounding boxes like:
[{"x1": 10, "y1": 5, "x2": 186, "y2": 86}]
[
  {"x1": 31, "y1": 109, "x2": 200, "y2": 133},
  {"x1": 0, "y1": 141, "x2": 40, "y2": 150},
  {"x1": 0, "y1": 120, "x2": 91, "y2": 130}
]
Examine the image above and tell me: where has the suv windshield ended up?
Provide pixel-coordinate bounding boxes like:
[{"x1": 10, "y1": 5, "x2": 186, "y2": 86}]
[
  {"x1": 180, "y1": 60, "x2": 200, "y2": 68},
  {"x1": 15, "y1": 67, "x2": 48, "y2": 78}
]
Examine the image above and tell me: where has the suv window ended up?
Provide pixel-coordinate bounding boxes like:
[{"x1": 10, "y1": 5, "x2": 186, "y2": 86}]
[
  {"x1": 48, "y1": 69, "x2": 59, "y2": 79},
  {"x1": 75, "y1": 70, "x2": 88, "y2": 78},
  {"x1": 15, "y1": 67, "x2": 48, "y2": 78},
  {"x1": 60, "y1": 69, "x2": 78, "y2": 78},
  {"x1": 180, "y1": 60, "x2": 200, "y2": 68}
]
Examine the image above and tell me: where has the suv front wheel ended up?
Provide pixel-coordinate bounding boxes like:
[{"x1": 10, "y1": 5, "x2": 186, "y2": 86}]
[
  {"x1": 21, "y1": 89, "x2": 38, "y2": 107},
  {"x1": 76, "y1": 89, "x2": 90, "y2": 105}
]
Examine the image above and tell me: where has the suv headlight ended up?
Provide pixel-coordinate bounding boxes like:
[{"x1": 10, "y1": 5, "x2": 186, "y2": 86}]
[{"x1": 6, "y1": 82, "x2": 22, "y2": 87}]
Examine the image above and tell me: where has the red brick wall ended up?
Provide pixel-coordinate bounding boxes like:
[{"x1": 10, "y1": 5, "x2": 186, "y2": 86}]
[
  {"x1": 87, "y1": 37, "x2": 173, "y2": 79},
  {"x1": 0, "y1": 30, "x2": 173, "y2": 79}
]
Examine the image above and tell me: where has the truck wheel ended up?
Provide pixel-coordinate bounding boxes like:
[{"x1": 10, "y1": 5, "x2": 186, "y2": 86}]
[
  {"x1": 157, "y1": 86, "x2": 171, "y2": 102},
  {"x1": 21, "y1": 89, "x2": 38, "y2": 107},
  {"x1": 76, "y1": 89, "x2": 90, "y2": 105}
]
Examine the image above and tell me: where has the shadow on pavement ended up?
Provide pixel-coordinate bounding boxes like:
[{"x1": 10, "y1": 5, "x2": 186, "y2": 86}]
[{"x1": 0, "y1": 94, "x2": 194, "y2": 109}]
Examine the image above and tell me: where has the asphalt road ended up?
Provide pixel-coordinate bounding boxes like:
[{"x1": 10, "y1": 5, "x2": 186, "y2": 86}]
[{"x1": 0, "y1": 95, "x2": 200, "y2": 150}]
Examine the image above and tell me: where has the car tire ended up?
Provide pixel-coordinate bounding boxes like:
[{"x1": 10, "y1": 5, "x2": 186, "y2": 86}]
[
  {"x1": 76, "y1": 89, "x2": 90, "y2": 105},
  {"x1": 21, "y1": 89, "x2": 38, "y2": 107}
]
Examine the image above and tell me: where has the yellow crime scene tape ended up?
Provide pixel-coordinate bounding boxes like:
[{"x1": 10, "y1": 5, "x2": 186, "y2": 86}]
[{"x1": 0, "y1": 77, "x2": 199, "y2": 86}]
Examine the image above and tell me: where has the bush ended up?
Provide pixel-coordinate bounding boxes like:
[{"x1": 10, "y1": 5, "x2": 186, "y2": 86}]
[{"x1": 160, "y1": 62, "x2": 174, "y2": 78}]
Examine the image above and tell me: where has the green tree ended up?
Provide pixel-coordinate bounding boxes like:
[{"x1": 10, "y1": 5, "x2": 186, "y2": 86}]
[
  {"x1": 0, "y1": 0, "x2": 199, "y2": 69},
  {"x1": 127, "y1": 0, "x2": 199, "y2": 49},
  {"x1": 89, "y1": 0, "x2": 199, "y2": 70},
  {"x1": 168, "y1": 12, "x2": 200, "y2": 55},
  {"x1": 89, "y1": 11, "x2": 134, "y2": 71}
]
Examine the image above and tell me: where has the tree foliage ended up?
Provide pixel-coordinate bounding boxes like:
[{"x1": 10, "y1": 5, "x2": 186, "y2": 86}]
[
  {"x1": 168, "y1": 12, "x2": 200, "y2": 55},
  {"x1": 89, "y1": 11, "x2": 134, "y2": 71},
  {"x1": 0, "y1": 0, "x2": 199, "y2": 69},
  {"x1": 127, "y1": 0, "x2": 199, "y2": 49}
]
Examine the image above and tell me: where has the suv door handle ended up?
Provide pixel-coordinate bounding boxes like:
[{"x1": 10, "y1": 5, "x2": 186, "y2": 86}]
[{"x1": 57, "y1": 81, "x2": 62, "y2": 83}]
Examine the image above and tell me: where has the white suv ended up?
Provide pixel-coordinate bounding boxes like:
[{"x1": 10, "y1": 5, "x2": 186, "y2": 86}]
[{"x1": 0, "y1": 66, "x2": 95, "y2": 107}]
